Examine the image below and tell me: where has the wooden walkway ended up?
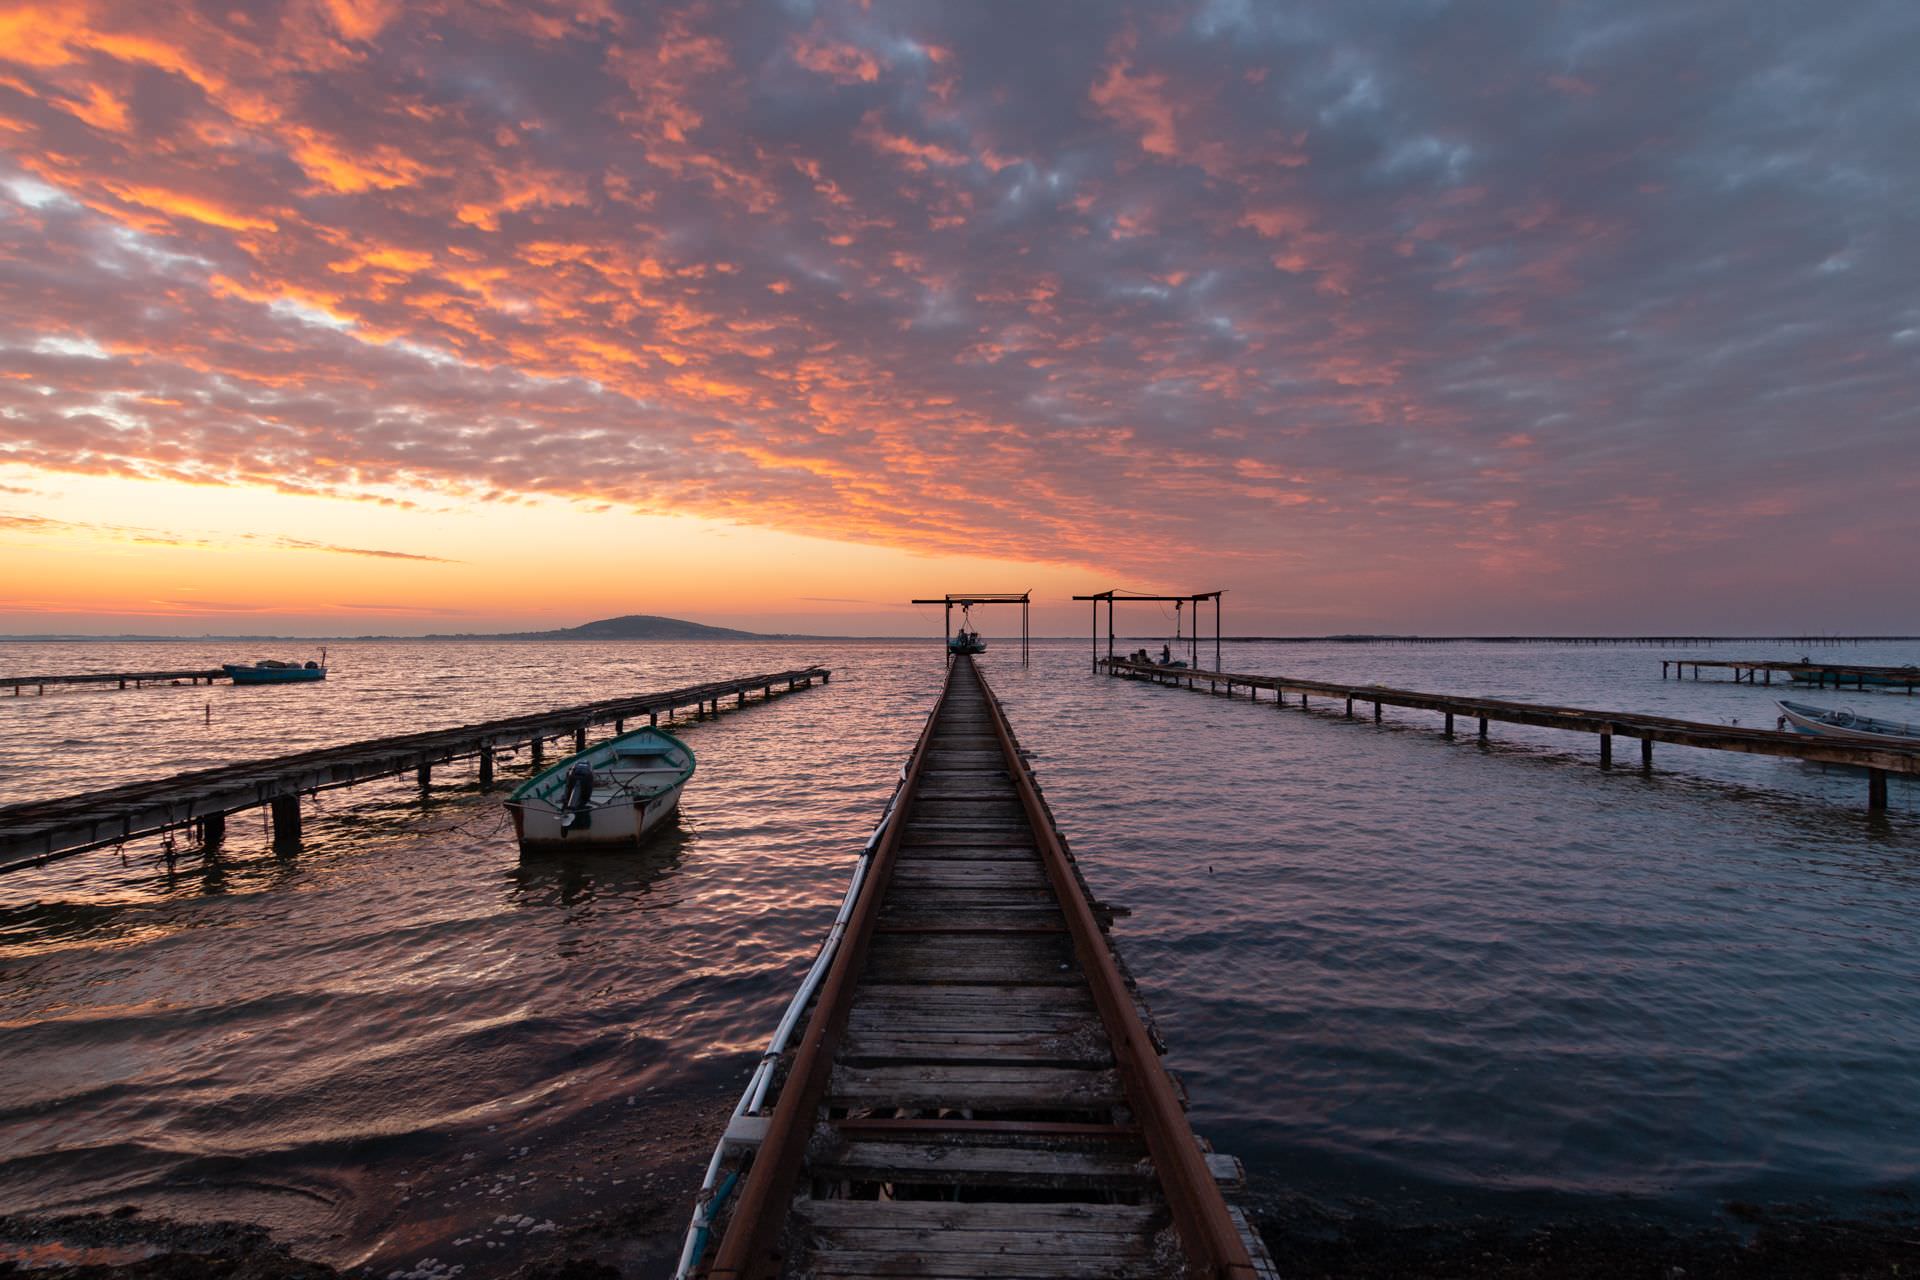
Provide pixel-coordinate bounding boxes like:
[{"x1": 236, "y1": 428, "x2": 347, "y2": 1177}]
[
  {"x1": 4, "y1": 668, "x2": 228, "y2": 694},
  {"x1": 0, "y1": 666, "x2": 828, "y2": 874},
  {"x1": 1103, "y1": 659, "x2": 1920, "y2": 812},
  {"x1": 699, "y1": 655, "x2": 1272, "y2": 1279},
  {"x1": 1663, "y1": 658, "x2": 1920, "y2": 693}
]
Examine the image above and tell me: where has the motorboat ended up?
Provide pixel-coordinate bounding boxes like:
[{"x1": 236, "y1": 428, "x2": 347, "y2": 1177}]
[
  {"x1": 947, "y1": 627, "x2": 987, "y2": 655},
  {"x1": 1775, "y1": 699, "x2": 1920, "y2": 747},
  {"x1": 506, "y1": 726, "x2": 695, "y2": 851}
]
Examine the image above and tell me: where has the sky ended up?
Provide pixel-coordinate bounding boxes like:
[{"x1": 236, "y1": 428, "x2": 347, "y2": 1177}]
[{"x1": 0, "y1": 0, "x2": 1915, "y2": 637}]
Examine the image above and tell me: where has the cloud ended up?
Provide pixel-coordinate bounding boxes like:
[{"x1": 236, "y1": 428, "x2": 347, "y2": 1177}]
[{"x1": 0, "y1": 0, "x2": 1915, "y2": 625}]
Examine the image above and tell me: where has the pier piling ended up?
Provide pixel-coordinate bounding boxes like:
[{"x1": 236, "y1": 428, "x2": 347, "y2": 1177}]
[{"x1": 269, "y1": 796, "x2": 301, "y2": 851}]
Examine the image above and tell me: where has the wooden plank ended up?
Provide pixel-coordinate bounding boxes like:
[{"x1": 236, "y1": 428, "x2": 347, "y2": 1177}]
[
  {"x1": 828, "y1": 1064, "x2": 1124, "y2": 1110},
  {"x1": 797, "y1": 1199, "x2": 1161, "y2": 1235},
  {"x1": 888, "y1": 862, "x2": 1050, "y2": 888},
  {"x1": 806, "y1": 1243, "x2": 1159, "y2": 1274},
  {"x1": 811, "y1": 1139, "x2": 1151, "y2": 1188},
  {"x1": 842, "y1": 1028, "x2": 1113, "y2": 1066}
]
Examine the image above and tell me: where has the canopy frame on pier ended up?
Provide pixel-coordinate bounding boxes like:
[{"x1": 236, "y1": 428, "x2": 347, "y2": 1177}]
[
  {"x1": 1072, "y1": 589, "x2": 1224, "y2": 671},
  {"x1": 910, "y1": 592, "x2": 1031, "y2": 665}
]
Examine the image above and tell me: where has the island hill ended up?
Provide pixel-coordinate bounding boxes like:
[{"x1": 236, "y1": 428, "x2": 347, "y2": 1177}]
[{"x1": 436, "y1": 614, "x2": 788, "y2": 641}]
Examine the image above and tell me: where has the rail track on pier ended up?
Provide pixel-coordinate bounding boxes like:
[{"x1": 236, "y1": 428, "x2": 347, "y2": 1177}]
[{"x1": 688, "y1": 654, "x2": 1272, "y2": 1279}]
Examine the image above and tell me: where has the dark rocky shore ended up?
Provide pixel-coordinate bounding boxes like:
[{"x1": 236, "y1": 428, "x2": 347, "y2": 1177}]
[
  {"x1": 1252, "y1": 1194, "x2": 1920, "y2": 1278},
  {"x1": 7, "y1": 1197, "x2": 1917, "y2": 1279}
]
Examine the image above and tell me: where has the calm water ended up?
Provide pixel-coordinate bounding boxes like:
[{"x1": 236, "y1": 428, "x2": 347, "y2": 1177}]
[{"x1": 2, "y1": 638, "x2": 1917, "y2": 1273}]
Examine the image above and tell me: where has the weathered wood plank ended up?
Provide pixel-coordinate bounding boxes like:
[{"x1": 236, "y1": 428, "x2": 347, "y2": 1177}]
[
  {"x1": 828, "y1": 1064, "x2": 1125, "y2": 1110},
  {"x1": 811, "y1": 1139, "x2": 1151, "y2": 1188}
]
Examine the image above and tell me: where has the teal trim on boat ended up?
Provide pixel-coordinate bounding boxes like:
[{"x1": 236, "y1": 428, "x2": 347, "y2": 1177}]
[{"x1": 508, "y1": 724, "x2": 697, "y2": 801}]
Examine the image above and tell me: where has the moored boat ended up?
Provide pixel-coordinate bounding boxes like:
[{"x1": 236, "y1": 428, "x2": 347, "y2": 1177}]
[
  {"x1": 1775, "y1": 699, "x2": 1920, "y2": 746},
  {"x1": 224, "y1": 659, "x2": 326, "y2": 685},
  {"x1": 505, "y1": 726, "x2": 695, "y2": 851}
]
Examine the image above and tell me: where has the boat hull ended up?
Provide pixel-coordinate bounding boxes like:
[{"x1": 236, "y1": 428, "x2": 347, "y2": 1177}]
[
  {"x1": 1776, "y1": 700, "x2": 1920, "y2": 746},
  {"x1": 1789, "y1": 671, "x2": 1920, "y2": 689},
  {"x1": 505, "y1": 724, "x2": 695, "y2": 853},
  {"x1": 510, "y1": 780, "x2": 686, "y2": 851},
  {"x1": 225, "y1": 664, "x2": 326, "y2": 685}
]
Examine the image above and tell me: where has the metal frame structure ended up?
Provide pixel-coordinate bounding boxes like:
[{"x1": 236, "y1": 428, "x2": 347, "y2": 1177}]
[
  {"x1": 910, "y1": 591, "x2": 1031, "y2": 665},
  {"x1": 1072, "y1": 589, "x2": 1224, "y2": 671}
]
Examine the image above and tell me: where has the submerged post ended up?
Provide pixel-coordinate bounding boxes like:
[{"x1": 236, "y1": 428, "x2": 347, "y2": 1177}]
[
  {"x1": 1600, "y1": 730, "x2": 1613, "y2": 770},
  {"x1": 479, "y1": 746, "x2": 495, "y2": 791},
  {"x1": 574, "y1": 727, "x2": 587, "y2": 752},
  {"x1": 1869, "y1": 769, "x2": 1889, "y2": 813},
  {"x1": 1641, "y1": 738, "x2": 1654, "y2": 773},
  {"x1": 199, "y1": 811, "x2": 226, "y2": 848},
  {"x1": 270, "y1": 795, "x2": 302, "y2": 850}
]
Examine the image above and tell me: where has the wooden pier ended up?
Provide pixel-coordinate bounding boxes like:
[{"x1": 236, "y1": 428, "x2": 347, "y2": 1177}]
[
  {"x1": 0, "y1": 666, "x2": 829, "y2": 874},
  {"x1": 4, "y1": 668, "x2": 228, "y2": 694},
  {"x1": 1103, "y1": 659, "x2": 1920, "y2": 813},
  {"x1": 694, "y1": 655, "x2": 1272, "y2": 1279},
  {"x1": 1662, "y1": 658, "x2": 1920, "y2": 693}
]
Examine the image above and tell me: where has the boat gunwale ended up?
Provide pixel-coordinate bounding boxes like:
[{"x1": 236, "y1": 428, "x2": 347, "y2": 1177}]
[
  {"x1": 1776, "y1": 699, "x2": 1920, "y2": 744},
  {"x1": 506, "y1": 724, "x2": 695, "y2": 805}
]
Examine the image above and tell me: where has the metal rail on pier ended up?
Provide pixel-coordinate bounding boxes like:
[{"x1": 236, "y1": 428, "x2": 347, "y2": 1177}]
[
  {"x1": 1662, "y1": 658, "x2": 1920, "y2": 693},
  {"x1": 0, "y1": 666, "x2": 829, "y2": 873},
  {"x1": 1104, "y1": 659, "x2": 1918, "y2": 812},
  {"x1": 694, "y1": 655, "x2": 1272, "y2": 1279},
  {"x1": 4, "y1": 669, "x2": 228, "y2": 694}
]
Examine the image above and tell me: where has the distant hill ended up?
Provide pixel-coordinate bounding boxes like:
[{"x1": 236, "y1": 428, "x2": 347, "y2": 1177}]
[{"x1": 491, "y1": 614, "x2": 765, "y2": 641}]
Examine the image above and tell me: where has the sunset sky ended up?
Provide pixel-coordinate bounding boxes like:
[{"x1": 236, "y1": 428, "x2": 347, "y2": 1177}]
[{"x1": 1, "y1": 1, "x2": 1915, "y2": 636}]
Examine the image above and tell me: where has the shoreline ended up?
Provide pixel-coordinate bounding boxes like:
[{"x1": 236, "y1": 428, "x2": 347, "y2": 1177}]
[{"x1": 6, "y1": 1194, "x2": 1916, "y2": 1279}]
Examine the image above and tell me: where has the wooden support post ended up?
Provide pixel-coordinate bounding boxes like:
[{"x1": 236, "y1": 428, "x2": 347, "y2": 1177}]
[
  {"x1": 1642, "y1": 738, "x2": 1654, "y2": 773},
  {"x1": 417, "y1": 763, "x2": 431, "y2": 788},
  {"x1": 1444, "y1": 712, "x2": 1454, "y2": 739},
  {"x1": 615, "y1": 718, "x2": 624, "y2": 734},
  {"x1": 1345, "y1": 695, "x2": 1353, "y2": 718},
  {"x1": 1662, "y1": 661, "x2": 1668, "y2": 679},
  {"x1": 1869, "y1": 769, "x2": 1888, "y2": 813},
  {"x1": 1764, "y1": 670, "x2": 1771, "y2": 685},
  {"x1": 199, "y1": 811, "x2": 226, "y2": 848},
  {"x1": 1373, "y1": 700, "x2": 1381, "y2": 723},
  {"x1": 822, "y1": 671, "x2": 831, "y2": 683},
  {"x1": 738, "y1": 690, "x2": 746, "y2": 706},
  {"x1": 270, "y1": 795, "x2": 302, "y2": 850},
  {"x1": 479, "y1": 746, "x2": 495, "y2": 791},
  {"x1": 574, "y1": 727, "x2": 587, "y2": 752},
  {"x1": 1600, "y1": 730, "x2": 1613, "y2": 770},
  {"x1": 650, "y1": 711, "x2": 659, "y2": 727},
  {"x1": 1300, "y1": 691, "x2": 1307, "y2": 709},
  {"x1": 118, "y1": 678, "x2": 126, "y2": 689},
  {"x1": 532, "y1": 737, "x2": 544, "y2": 766},
  {"x1": 1479, "y1": 716, "x2": 1488, "y2": 740}
]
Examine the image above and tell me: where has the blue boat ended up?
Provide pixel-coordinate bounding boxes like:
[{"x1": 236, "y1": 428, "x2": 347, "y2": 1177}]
[{"x1": 224, "y1": 659, "x2": 326, "y2": 685}]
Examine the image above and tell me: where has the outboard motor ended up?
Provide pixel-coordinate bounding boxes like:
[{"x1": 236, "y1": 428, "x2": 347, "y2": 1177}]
[{"x1": 558, "y1": 762, "x2": 597, "y2": 832}]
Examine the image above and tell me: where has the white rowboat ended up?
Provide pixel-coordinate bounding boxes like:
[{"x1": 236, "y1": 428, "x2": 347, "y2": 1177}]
[
  {"x1": 505, "y1": 726, "x2": 695, "y2": 851},
  {"x1": 1775, "y1": 699, "x2": 1920, "y2": 747}
]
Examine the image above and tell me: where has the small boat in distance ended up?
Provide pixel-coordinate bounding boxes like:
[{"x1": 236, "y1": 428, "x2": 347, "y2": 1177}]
[
  {"x1": 947, "y1": 602, "x2": 987, "y2": 654},
  {"x1": 947, "y1": 627, "x2": 987, "y2": 655},
  {"x1": 1775, "y1": 699, "x2": 1920, "y2": 747},
  {"x1": 505, "y1": 726, "x2": 695, "y2": 851},
  {"x1": 224, "y1": 655, "x2": 326, "y2": 685}
]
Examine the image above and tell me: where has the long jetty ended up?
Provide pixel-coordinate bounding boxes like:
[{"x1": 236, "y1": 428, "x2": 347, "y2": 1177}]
[
  {"x1": 5, "y1": 668, "x2": 229, "y2": 694},
  {"x1": 1102, "y1": 659, "x2": 1919, "y2": 812},
  {"x1": 1662, "y1": 658, "x2": 1920, "y2": 693},
  {"x1": 0, "y1": 666, "x2": 829, "y2": 874},
  {"x1": 684, "y1": 654, "x2": 1273, "y2": 1279}
]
